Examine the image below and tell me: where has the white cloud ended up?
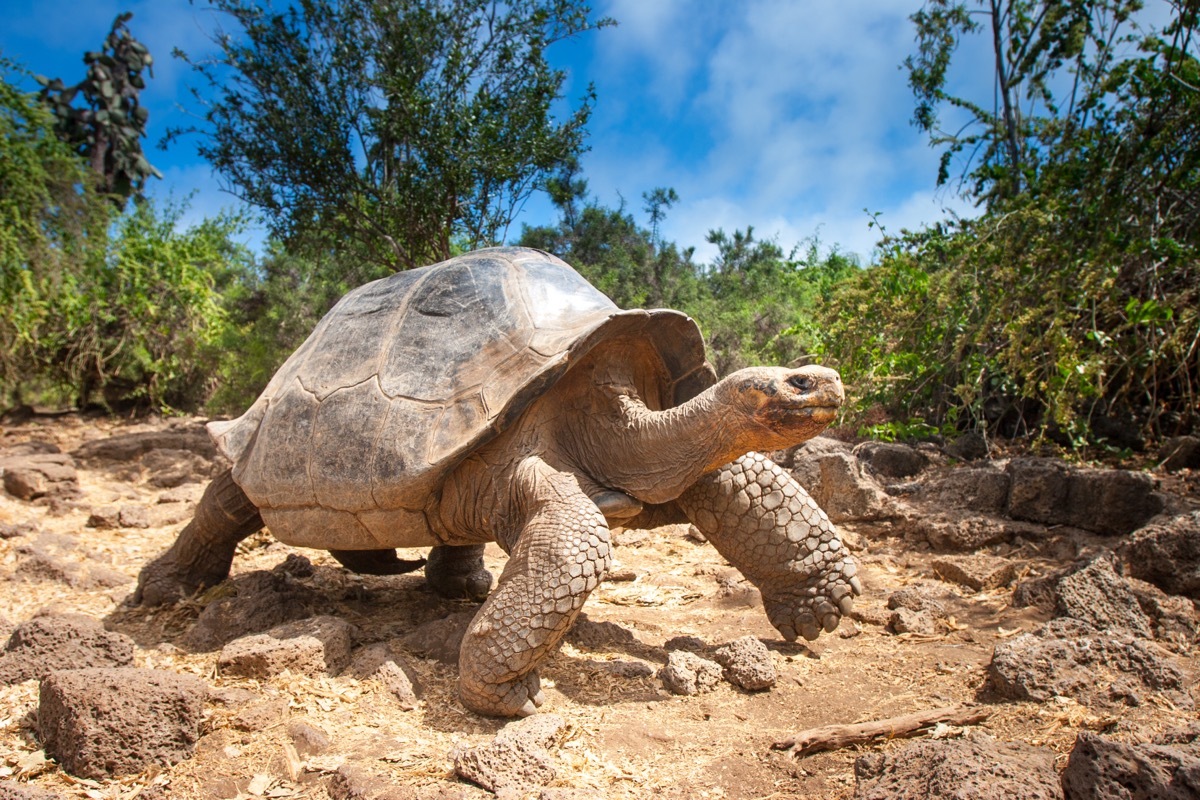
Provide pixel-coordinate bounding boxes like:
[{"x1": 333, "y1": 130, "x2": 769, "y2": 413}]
[{"x1": 567, "y1": 0, "x2": 958, "y2": 264}]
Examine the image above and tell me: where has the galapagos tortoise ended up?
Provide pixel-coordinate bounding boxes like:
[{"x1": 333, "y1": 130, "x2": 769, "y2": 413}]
[{"x1": 137, "y1": 247, "x2": 860, "y2": 717}]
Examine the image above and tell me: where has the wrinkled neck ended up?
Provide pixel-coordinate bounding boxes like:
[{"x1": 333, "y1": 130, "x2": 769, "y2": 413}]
[{"x1": 582, "y1": 390, "x2": 751, "y2": 504}]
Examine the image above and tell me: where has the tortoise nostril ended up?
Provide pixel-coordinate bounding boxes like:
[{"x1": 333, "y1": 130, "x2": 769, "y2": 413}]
[{"x1": 786, "y1": 374, "x2": 813, "y2": 392}]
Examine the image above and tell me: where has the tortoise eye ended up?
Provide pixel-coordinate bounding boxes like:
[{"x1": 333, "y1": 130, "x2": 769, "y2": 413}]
[{"x1": 786, "y1": 375, "x2": 813, "y2": 392}]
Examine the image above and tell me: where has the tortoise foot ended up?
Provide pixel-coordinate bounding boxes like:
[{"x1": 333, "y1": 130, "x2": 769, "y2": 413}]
[
  {"x1": 133, "y1": 552, "x2": 230, "y2": 606},
  {"x1": 762, "y1": 558, "x2": 861, "y2": 641},
  {"x1": 425, "y1": 544, "x2": 493, "y2": 601},
  {"x1": 459, "y1": 669, "x2": 545, "y2": 718}
]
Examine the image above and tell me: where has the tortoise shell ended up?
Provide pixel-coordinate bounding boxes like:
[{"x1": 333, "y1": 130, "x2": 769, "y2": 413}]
[{"x1": 209, "y1": 247, "x2": 715, "y2": 548}]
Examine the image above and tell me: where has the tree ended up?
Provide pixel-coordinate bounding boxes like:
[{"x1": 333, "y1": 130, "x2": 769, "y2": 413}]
[
  {"x1": 696, "y1": 229, "x2": 858, "y2": 375},
  {"x1": 173, "y1": 0, "x2": 611, "y2": 272},
  {"x1": 35, "y1": 12, "x2": 161, "y2": 208},
  {"x1": 822, "y1": 3, "x2": 1200, "y2": 443},
  {"x1": 0, "y1": 58, "x2": 106, "y2": 405},
  {"x1": 905, "y1": 0, "x2": 1143, "y2": 204}
]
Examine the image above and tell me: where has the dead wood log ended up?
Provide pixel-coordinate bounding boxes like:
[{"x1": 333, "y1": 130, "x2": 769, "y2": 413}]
[{"x1": 771, "y1": 704, "x2": 991, "y2": 757}]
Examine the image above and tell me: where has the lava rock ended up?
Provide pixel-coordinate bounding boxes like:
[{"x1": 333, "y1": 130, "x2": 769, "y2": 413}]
[
  {"x1": 1055, "y1": 557, "x2": 1154, "y2": 638},
  {"x1": 1006, "y1": 458, "x2": 1163, "y2": 535},
  {"x1": 71, "y1": 424, "x2": 219, "y2": 464},
  {"x1": 712, "y1": 636, "x2": 776, "y2": 691},
  {"x1": 887, "y1": 585, "x2": 951, "y2": 618},
  {"x1": 1121, "y1": 511, "x2": 1200, "y2": 599},
  {"x1": 915, "y1": 466, "x2": 1010, "y2": 515},
  {"x1": 141, "y1": 448, "x2": 219, "y2": 488},
  {"x1": 1061, "y1": 729, "x2": 1200, "y2": 799},
  {"x1": 987, "y1": 618, "x2": 1190, "y2": 709},
  {"x1": 898, "y1": 510, "x2": 1044, "y2": 552},
  {"x1": 453, "y1": 714, "x2": 566, "y2": 793},
  {"x1": 853, "y1": 441, "x2": 929, "y2": 479},
  {"x1": 1125, "y1": 577, "x2": 1200, "y2": 653},
  {"x1": 38, "y1": 667, "x2": 207, "y2": 778},
  {"x1": 659, "y1": 650, "x2": 722, "y2": 696},
  {"x1": 791, "y1": 446, "x2": 893, "y2": 523},
  {"x1": 0, "y1": 444, "x2": 78, "y2": 502},
  {"x1": 945, "y1": 431, "x2": 990, "y2": 461},
  {"x1": 329, "y1": 763, "x2": 465, "y2": 800},
  {"x1": 853, "y1": 733, "x2": 1060, "y2": 799},
  {"x1": 218, "y1": 615, "x2": 355, "y2": 679},
  {"x1": 231, "y1": 696, "x2": 289, "y2": 732},
  {"x1": 932, "y1": 555, "x2": 1019, "y2": 592},
  {"x1": 0, "y1": 614, "x2": 134, "y2": 685},
  {"x1": 287, "y1": 721, "x2": 331, "y2": 757},
  {"x1": 888, "y1": 607, "x2": 936, "y2": 636},
  {"x1": 566, "y1": 615, "x2": 640, "y2": 650},
  {"x1": 0, "y1": 781, "x2": 65, "y2": 799},
  {"x1": 1159, "y1": 436, "x2": 1200, "y2": 472},
  {"x1": 401, "y1": 611, "x2": 474, "y2": 665},
  {"x1": 347, "y1": 642, "x2": 421, "y2": 710},
  {"x1": 182, "y1": 568, "x2": 320, "y2": 651}
]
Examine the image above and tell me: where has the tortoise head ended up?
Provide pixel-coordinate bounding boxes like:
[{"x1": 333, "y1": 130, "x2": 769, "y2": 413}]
[{"x1": 719, "y1": 364, "x2": 844, "y2": 449}]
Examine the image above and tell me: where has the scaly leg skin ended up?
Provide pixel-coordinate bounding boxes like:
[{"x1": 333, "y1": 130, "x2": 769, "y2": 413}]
[
  {"x1": 134, "y1": 469, "x2": 264, "y2": 606},
  {"x1": 328, "y1": 549, "x2": 427, "y2": 576},
  {"x1": 425, "y1": 544, "x2": 494, "y2": 601},
  {"x1": 677, "y1": 452, "x2": 862, "y2": 641},
  {"x1": 458, "y1": 459, "x2": 611, "y2": 717}
]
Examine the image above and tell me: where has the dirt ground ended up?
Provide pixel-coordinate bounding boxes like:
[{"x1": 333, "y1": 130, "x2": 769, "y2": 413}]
[{"x1": 1, "y1": 413, "x2": 1197, "y2": 799}]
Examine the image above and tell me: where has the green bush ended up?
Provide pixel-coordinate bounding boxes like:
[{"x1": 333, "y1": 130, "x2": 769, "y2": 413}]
[{"x1": 818, "y1": 200, "x2": 1198, "y2": 445}]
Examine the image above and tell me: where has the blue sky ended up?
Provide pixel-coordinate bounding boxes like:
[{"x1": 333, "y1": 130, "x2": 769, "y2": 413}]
[{"x1": 3, "y1": 0, "x2": 1168, "y2": 265}]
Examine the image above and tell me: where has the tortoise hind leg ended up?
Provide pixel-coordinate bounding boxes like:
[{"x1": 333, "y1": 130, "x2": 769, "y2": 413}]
[
  {"x1": 425, "y1": 544, "x2": 493, "y2": 601},
  {"x1": 329, "y1": 549, "x2": 426, "y2": 576},
  {"x1": 134, "y1": 469, "x2": 263, "y2": 606}
]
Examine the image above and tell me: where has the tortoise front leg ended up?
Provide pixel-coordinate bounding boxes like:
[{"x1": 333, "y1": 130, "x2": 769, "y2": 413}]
[
  {"x1": 676, "y1": 452, "x2": 861, "y2": 641},
  {"x1": 134, "y1": 469, "x2": 264, "y2": 606},
  {"x1": 458, "y1": 458, "x2": 611, "y2": 717}
]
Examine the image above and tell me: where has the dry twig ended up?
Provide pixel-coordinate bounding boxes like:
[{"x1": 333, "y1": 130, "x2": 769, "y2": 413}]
[{"x1": 771, "y1": 704, "x2": 991, "y2": 757}]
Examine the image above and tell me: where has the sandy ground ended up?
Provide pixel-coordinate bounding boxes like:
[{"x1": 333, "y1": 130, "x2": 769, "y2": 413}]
[{"x1": 0, "y1": 413, "x2": 1196, "y2": 799}]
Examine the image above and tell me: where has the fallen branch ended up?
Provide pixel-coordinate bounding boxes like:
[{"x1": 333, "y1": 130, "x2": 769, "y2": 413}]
[{"x1": 771, "y1": 704, "x2": 991, "y2": 757}]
